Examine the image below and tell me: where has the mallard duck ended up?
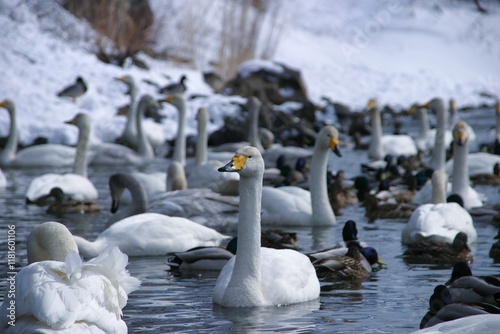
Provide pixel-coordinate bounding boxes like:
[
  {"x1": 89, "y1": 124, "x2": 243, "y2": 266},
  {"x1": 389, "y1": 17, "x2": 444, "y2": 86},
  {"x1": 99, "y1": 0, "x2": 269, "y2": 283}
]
[
  {"x1": 445, "y1": 262, "x2": 500, "y2": 306},
  {"x1": 158, "y1": 75, "x2": 187, "y2": 95},
  {"x1": 261, "y1": 229, "x2": 299, "y2": 250},
  {"x1": 0, "y1": 222, "x2": 140, "y2": 333},
  {"x1": 44, "y1": 187, "x2": 101, "y2": 214},
  {"x1": 470, "y1": 162, "x2": 500, "y2": 186},
  {"x1": 403, "y1": 232, "x2": 473, "y2": 264},
  {"x1": 489, "y1": 230, "x2": 500, "y2": 262},
  {"x1": 419, "y1": 284, "x2": 500, "y2": 330},
  {"x1": 312, "y1": 243, "x2": 384, "y2": 282},
  {"x1": 57, "y1": 76, "x2": 87, "y2": 102},
  {"x1": 328, "y1": 170, "x2": 358, "y2": 215}
]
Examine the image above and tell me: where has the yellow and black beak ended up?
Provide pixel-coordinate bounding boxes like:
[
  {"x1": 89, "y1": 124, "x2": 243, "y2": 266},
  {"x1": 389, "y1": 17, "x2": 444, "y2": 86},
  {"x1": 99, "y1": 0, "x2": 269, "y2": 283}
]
[
  {"x1": 367, "y1": 98, "x2": 377, "y2": 110},
  {"x1": 218, "y1": 154, "x2": 247, "y2": 172},
  {"x1": 422, "y1": 100, "x2": 432, "y2": 109},
  {"x1": 330, "y1": 137, "x2": 341, "y2": 157},
  {"x1": 111, "y1": 198, "x2": 120, "y2": 213},
  {"x1": 0, "y1": 100, "x2": 7, "y2": 108},
  {"x1": 454, "y1": 129, "x2": 467, "y2": 146},
  {"x1": 164, "y1": 95, "x2": 174, "y2": 104},
  {"x1": 116, "y1": 76, "x2": 126, "y2": 82}
]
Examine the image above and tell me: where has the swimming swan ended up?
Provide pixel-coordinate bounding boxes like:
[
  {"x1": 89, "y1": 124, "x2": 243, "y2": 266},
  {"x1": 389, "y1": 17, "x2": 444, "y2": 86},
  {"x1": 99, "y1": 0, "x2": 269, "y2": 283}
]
[
  {"x1": 0, "y1": 222, "x2": 140, "y2": 333},
  {"x1": 0, "y1": 99, "x2": 76, "y2": 167},
  {"x1": 25, "y1": 113, "x2": 99, "y2": 206},
  {"x1": 213, "y1": 146, "x2": 320, "y2": 307}
]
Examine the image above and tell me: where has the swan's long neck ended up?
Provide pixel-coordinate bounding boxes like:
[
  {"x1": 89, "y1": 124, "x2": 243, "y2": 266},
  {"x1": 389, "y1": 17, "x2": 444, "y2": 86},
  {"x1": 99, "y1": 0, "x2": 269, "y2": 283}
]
[
  {"x1": 248, "y1": 98, "x2": 264, "y2": 153},
  {"x1": 368, "y1": 108, "x2": 384, "y2": 160},
  {"x1": 431, "y1": 170, "x2": 447, "y2": 204},
  {"x1": 173, "y1": 99, "x2": 187, "y2": 166},
  {"x1": 108, "y1": 174, "x2": 148, "y2": 225},
  {"x1": 0, "y1": 107, "x2": 18, "y2": 165},
  {"x1": 73, "y1": 235, "x2": 105, "y2": 258},
  {"x1": 224, "y1": 170, "x2": 264, "y2": 304},
  {"x1": 429, "y1": 103, "x2": 447, "y2": 170},
  {"x1": 196, "y1": 112, "x2": 207, "y2": 165},
  {"x1": 310, "y1": 144, "x2": 336, "y2": 225},
  {"x1": 418, "y1": 108, "x2": 430, "y2": 139},
  {"x1": 73, "y1": 121, "x2": 91, "y2": 177},
  {"x1": 451, "y1": 139, "x2": 470, "y2": 195},
  {"x1": 496, "y1": 110, "x2": 500, "y2": 141},
  {"x1": 123, "y1": 87, "x2": 138, "y2": 142},
  {"x1": 136, "y1": 98, "x2": 154, "y2": 159}
]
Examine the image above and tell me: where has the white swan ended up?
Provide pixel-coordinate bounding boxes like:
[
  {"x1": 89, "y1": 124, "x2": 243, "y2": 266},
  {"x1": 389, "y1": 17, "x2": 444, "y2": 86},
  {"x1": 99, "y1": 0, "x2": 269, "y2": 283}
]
[
  {"x1": 108, "y1": 172, "x2": 239, "y2": 231},
  {"x1": 445, "y1": 152, "x2": 500, "y2": 177},
  {"x1": 25, "y1": 113, "x2": 99, "y2": 205},
  {"x1": 0, "y1": 99, "x2": 76, "y2": 167},
  {"x1": 448, "y1": 98, "x2": 477, "y2": 144},
  {"x1": 90, "y1": 94, "x2": 158, "y2": 165},
  {"x1": 367, "y1": 98, "x2": 418, "y2": 160},
  {"x1": 410, "y1": 314, "x2": 500, "y2": 334},
  {"x1": 0, "y1": 168, "x2": 6, "y2": 188},
  {"x1": 402, "y1": 169, "x2": 477, "y2": 245},
  {"x1": 185, "y1": 107, "x2": 239, "y2": 195},
  {"x1": 0, "y1": 222, "x2": 140, "y2": 333},
  {"x1": 115, "y1": 75, "x2": 165, "y2": 153},
  {"x1": 413, "y1": 101, "x2": 452, "y2": 154},
  {"x1": 260, "y1": 125, "x2": 340, "y2": 226},
  {"x1": 213, "y1": 146, "x2": 320, "y2": 307},
  {"x1": 73, "y1": 212, "x2": 231, "y2": 258},
  {"x1": 449, "y1": 121, "x2": 484, "y2": 209}
]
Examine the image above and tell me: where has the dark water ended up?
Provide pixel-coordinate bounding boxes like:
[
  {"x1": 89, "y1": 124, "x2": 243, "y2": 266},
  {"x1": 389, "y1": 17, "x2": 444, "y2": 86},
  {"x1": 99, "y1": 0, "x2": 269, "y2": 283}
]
[{"x1": 0, "y1": 107, "x2": 499, "y2": 333}]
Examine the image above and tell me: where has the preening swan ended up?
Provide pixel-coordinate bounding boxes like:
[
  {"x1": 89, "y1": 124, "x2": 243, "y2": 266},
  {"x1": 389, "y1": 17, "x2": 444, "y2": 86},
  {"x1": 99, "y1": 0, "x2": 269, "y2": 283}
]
[
  {"x1": 0, "y1": 222, "x2": 140, "y2": 333},
  {"x1": 402, "y1": 169, "x2": 477, "y2": 245},
  {"x1": 213, "y1": 146, "x2": 320, "y2": 307},
  {"x1": 0, "y1": 99, "x2": 76, "y2": 167},
  {"x1": 260, "y1": 125, "x2": 341, "y2": 226},
  {"x1": 367, "y1": 98, "x2": 418, "y2": 160},
  {"x1": 25, "y1": 113, "x2": 99, "y2": 206}
]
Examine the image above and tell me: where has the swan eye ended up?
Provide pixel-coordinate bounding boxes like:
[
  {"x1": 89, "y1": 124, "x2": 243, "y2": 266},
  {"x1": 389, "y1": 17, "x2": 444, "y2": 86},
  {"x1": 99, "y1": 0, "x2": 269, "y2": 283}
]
[{"x1": 248, "y1": 155, "x2": 252, "y2": 159}]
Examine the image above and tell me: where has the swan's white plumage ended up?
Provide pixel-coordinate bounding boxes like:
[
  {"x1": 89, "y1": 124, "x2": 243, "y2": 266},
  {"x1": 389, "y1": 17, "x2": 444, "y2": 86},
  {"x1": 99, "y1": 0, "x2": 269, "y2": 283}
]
[
  {"x1": 89, "y1": 142, "x2": 145, "y2": 166},
  {"x1": 410, "y1": 314, "x2": 500, "y2": 334},
  {"x1": 24, "y1": 113, "x2": 98, "y2": 204},
  {"x1": 213, "y1": 145, "x2": 320, "y2": 307},
  {"x1": 0, "y1": 222, "x2": 139, "y2": 334},
  {"x1": 445, "y1": 152, "x2": 500, "y2": 176},
  {"x1": 367, "y1": 99, "x2": 417, "y2": 160},
  {"x1": 73, "y1": 213, "x2": 231, "y2": 258},
  {"x1": 402, "y1": 170, "x2": 477, "y2": 245},
  {"x1": 0, "y1": 168, "x2": 6, "y2": 187},
  {"x1": 260, "y1": 126, "x2": 340, "y2": 226},
  {"x1": 0, "y1": 99, "x2": 77, "y2": 167}
]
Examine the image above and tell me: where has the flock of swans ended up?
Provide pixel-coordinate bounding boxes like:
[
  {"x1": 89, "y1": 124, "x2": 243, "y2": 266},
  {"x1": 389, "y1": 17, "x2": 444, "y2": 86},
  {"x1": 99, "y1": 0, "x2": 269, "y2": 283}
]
[{"x1": 0, "y1": 88, "x2": 500, "y2": 333}]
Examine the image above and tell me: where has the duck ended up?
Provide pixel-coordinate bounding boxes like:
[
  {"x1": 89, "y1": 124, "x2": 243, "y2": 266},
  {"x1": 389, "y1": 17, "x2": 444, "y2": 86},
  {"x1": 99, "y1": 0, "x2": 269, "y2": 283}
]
[
  {"x1": 470, "y1": 162, "x2": 500, "y2": 185},
  {"x1": 109, "y1": 173, "x2": 240, "y2": 231},
  {"x1": 0, "y1": 99, "x2": 76, "y2": 167},
  {"x1": 403, "y1": 232, "x2": 473, "y2": 264},
  {"x1": 419, "y1": 284, "x2": 500, "y2": 330},
  {"x1": 44, "y1": 187, "x2": 101, "y2": 214},
  {"x1": 158, "y1": 74, "x2": 187, "y2": 95},
  {"x1": 114, "y1": 75, "x2": 165, "y2": 153},
  {"x1": 213, "y1": 146, "x2": 320, "y2": 307},
  {"x1": 184, "y1": 107, "x2": 239, "y2": 195},
  {"x1": 367, "y1": 98, "x2": 418, "y2": 161},
  {"x1": 0, "y1": 222, "x2": 140, "y2": 333},
  {"x1": 445, "y1": 261, "x2": 500, "y2": 306},
  {"x1": 56, "y1": 76, "x2": 87, "y2": 102},
  {"x1": 90, "y1": 94, "x2": 158, "y2": 166},
  {"x1": 327, "y1": 170, "x2": 358, "y2": 215},
  {"x1": 167, "y1": 230, "x2": 299, "y2": 272},
  {"x1": 307, "y1": 220, "x2": 367, "y2": 261},
  {"x1": 25, "y1": 113, "x2": 99, "y2": 207},
  {"x1": 312, "y1": 243, "x2": 384, "y2": 282},
  {"x1": 402, "y1": 169, "x2": 477, "y2": 245},
  {"x1": 260, "y1": 125, "x2": 341, "y2": 226},
  {"x1": 489, "y1": 230, "x2": 500, "y2": 262}
]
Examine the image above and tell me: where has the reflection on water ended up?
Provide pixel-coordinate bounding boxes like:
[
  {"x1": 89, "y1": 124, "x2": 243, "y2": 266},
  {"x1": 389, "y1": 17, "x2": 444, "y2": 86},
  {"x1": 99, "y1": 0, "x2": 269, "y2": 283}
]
[{"x1": 0, "y1": 107, "x2": 499, "y2": 332}]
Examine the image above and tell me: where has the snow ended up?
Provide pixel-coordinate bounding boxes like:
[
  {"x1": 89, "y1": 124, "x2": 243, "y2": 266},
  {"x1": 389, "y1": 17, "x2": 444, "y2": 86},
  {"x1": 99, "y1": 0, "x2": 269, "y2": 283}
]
[{"x1": 0, "y1": 0, "x2": 499, "y2": 147}]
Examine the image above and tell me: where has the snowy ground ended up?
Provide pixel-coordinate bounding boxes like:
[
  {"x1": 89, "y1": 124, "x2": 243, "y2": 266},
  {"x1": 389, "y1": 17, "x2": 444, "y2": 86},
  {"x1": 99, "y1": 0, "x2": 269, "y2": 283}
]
[{"x1": 0, "y1": 0, "x2": 499, "y2": 147}]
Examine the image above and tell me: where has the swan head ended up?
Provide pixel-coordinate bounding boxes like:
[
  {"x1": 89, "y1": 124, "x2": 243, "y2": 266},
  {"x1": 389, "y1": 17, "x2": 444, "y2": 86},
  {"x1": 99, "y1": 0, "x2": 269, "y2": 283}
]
[
  {"x1": 367, "y1": 98, "x2": 378, "y2": 111},
  {"x1": 164, "y1": 94, "x2": 186, "y2": 111},
  {"x1": 137, "y1": 94, "x2": 160, "y2": 114},
  {"x1": 452, "y1": 121, "x2": 469, "y2": 146},
  {"x1": 422, "y1": 98, "x2": 445, "y2": 114},
  {"x1": 27, "y1": 221, "x2": 79, "y2": 264},
  {"x1": 109, "y1": 173, "x2": 130, "y2": 213},
  {"x1": 218, "y1": 146, "x2": 264, "y2": 177},
  {"x1": 196, "y1": 107, "x2": 209, "y2": 123},
  {"x1": 318, "y1": 125, "x2": 341, "y2": 157},
  {"x1": 0, "y1": 99, "x2": 15, "y2": 113},
  {"x1": 116, "y1": 75, "x2": 136, "y2": 94},
  {"x1": 65, "y1": 112, "x2": 91, "y2": 131},
  {"x1": 449, "y1": 98, "x2": 456, "y2": 112}
]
